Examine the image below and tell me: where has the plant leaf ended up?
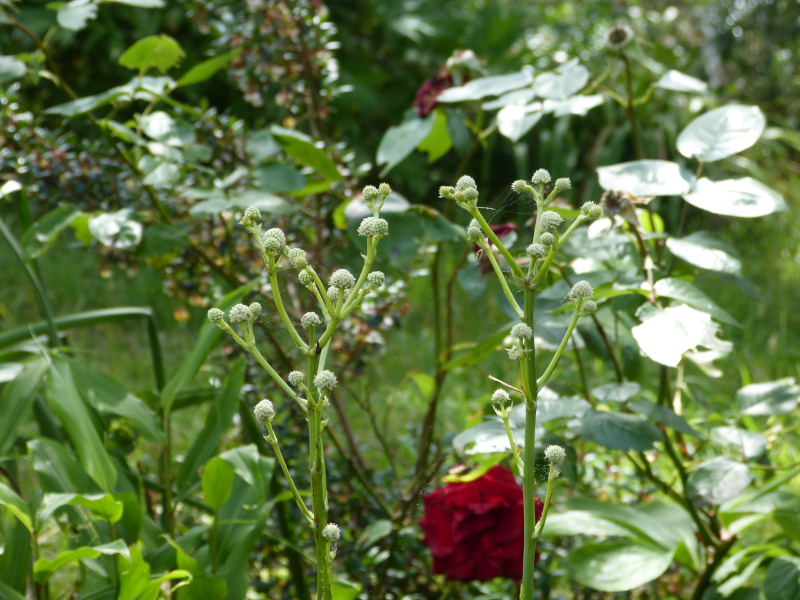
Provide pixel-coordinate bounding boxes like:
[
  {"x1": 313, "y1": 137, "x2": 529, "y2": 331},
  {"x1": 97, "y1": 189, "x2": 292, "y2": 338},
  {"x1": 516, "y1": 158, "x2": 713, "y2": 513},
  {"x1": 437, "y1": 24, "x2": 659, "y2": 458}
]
[
  {"x1": 34, "y1": 540, "x2": 130, "y2": 582},
  {"x1": 736, "y1": 379, "x2": 800, "y2": 416},
  {"x1": 270, "y1": 126, "x2": 341, "y2": 182},
  {"x1": 376, "y1": 114, "x2": 436, "y2": 175},
  {"x1": 653, "y1": 277, "x2": 739, "y2": 327},
  {"x1": 177, "y1": 50, "x2": 239, "y2": 87},
  {"x1": 119, "y1": 35, "x2": 186, "y2": 75},
  {"x1": 533, "y1": 60, "x2": 589, "y2": 100},
  {"x1": 0, "y1": 483, "x2": 32, "y2": 532},
  {"x1": 763, "y1": 556, "x2": 800, "y2": 600},
  {"x1": 0, "y1": 358, "x2": 49, "y2": 454},
  {"x1": 686, "y1": 457, "x2": 752, "y2": 506},
  {"x1": 711, "y1": 426, "x2": 768, "y2": 460},
  {"x1": 653, "y1": 70, "x2": 708, "y2": 93},
  {"x1": 683, "y1": 177, "x2": 787, "y2": 217},
  {"x1": 597, "y1": 160, "x2": 694, "y2": 197},
  {"x1": 572, "y1": 410, "x2": 663, "y2": 451},
  {"x1": 437, "y1": 71, "x2": 533, "y2": 103},
  {"x1": 202, "y1": 457, "x2": 235, "y2": 511},
  {"x1": 628, "y1": 400, "x2": 697, "y2": 435},
  {"x1": 666, "y1": 231, "x2": 741, "y2": 275},
  {"x1": 564, "y1": 540, "x2": 674, "y2": 592},
  {"x1": 677, "y1": 105, "x2": 766, "y2": 162}
]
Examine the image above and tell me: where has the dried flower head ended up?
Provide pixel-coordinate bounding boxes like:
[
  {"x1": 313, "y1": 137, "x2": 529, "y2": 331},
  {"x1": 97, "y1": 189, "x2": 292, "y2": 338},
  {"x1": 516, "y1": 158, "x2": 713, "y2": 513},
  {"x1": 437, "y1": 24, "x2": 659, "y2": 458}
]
[{"x1": 606, "y1": 24, "x2": 633, "y2": 49}]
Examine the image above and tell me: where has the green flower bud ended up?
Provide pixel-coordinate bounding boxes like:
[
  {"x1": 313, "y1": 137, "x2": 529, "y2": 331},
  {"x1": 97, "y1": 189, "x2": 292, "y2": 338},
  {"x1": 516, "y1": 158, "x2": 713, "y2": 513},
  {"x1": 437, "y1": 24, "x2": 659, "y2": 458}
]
[
  {"x1": 207, "y1": 308, "x2": 225, "y2": 324},
  {"x1": 357, "y1": 216, "x2": 389, "y2": 237},
  {"x1": 263, "y1": 235, "x2": 281, "y2": 254},
  {"x1": 581, "y1": 300, "x2": 598, "y2": 314},
  {"x1": 439, "y1": 186, "x2": 455, "y2": 199},
  {"x1": 462, "y1": 187, "x2": 479, "y2": 202},
  {"x1": 492, "y1": 389, "x2": 510, "y2": 404},
  {"x1": 249, "y1": 302, "x2": 262, "y2": 319},
  {"x1": 510, "y1": 323, "x2": 534, "y2": 340},
  {"x1": 466, "y1": 219, "x2": 483, "y2": 242},
  {"x1": 322, "y1": 523, "x2": 341, "y2": 542},
  {"x1": 526, "y1": 243, "x2": 546, "y2": 258},
  {"x1": 362, "y1": 185, "x2": 380, "y2": 204},
  {"x1": 554, "y1": 177, "x2": 571, "y2": 191},
  {"x1": 261, "y1": 228, "x2": 286, "y2": 253},
  {"x1": 301, "y1": 312, "x2": 321, "y2": 329},
  {"x1": 288, "y1": 371, "x2": 304, "y2": 387},
  {"x1": 532, "y1": 169, "x2": 551, "y2": 185},
  {"x1": 299, "y1": 270, "x2": 314, "y2": 287},
  {"x1": 570, "y1": 280, "x2": 594, "y2": 300},
  {"x1": 330, "y1": 268, "x2": 355, "y2": 289},
  {"x1": 378, "y1": 182, "x2": 392, "y2": 197},
  {"x1": 314, "y1": 369, "x2": 338, "y2": 390},
  {"x1": 581, "y1": 201, "x2": 604, "y2": 221},
  {"x1": 287, "y1": 248, "x2": 308, "y2": 269},
  {"x1": 229, "y1": 303, "x2": 250, "y2": 324},
  {"x1": 544, "y1": 444, "x2": 566, "y2": 465},
  {"x1": 254, "y1": 399, "x2": 274, "y2": 422},
  {"x1": 540, "y1": 211, "x2": 564, "y2": 231},
  {"x1": 540, "y1": 232, "x2": 555, "y2": 246},
  {"x1": 456, "y1": 175, "x2": 477, "y2": 192},
  {"x1": 512, "y1": 180, "x2": 529, "y2": 194},
  {"x1": 244, "y1": 206, "x2": 261, "y2": 222},
  {"x1": 327, "y1": 286, "x2": 350, "y2": 304},
  {"x1": 367, "y1": 271, "x2": 385, "y2": 289}
]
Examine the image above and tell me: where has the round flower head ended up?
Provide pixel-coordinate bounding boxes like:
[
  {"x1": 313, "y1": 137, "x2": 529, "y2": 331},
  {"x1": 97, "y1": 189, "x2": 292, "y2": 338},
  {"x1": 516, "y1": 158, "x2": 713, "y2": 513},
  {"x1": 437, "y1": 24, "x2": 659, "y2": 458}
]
[
  {"x1": 322, "y1": 523, "x2": 341, "y2": 542},
  {"x1": 362, "y1": 185, "x2": 380, "y2": 204},
  {"x1": 492, "y1": 389, "x2": 510, "y2": 404},
  {"x1": 261, "y1": 228, "x2": 286, "y2": 253},
  {"x1": 544, "y1": 445, "x2": 566, "y2": 465},
  {"x1": 229, "y1": 303, "x2": 250, "y2": 324},
  {"x1": 248, "y1": 302, "x2": 262, "y2": 319},
  {"x1": 207, "y1": 308, "x2": 225, "y2": 324},
  {"x1": 510, "y1": 323, "x2": 534, "y2": 340},
  {"x1": 581, "y1": 201, "x2": 605, "y2": 221},
  {"x1": 367, "y1": 271, "x2": 385, "y2": 289},
  {"x1": 606, "y1": 24, "x2": 633, "y2": 49},
  {"x1": 244, "y1": 206, "x2": 261, "y2": 222},
  {"x1": 327, "y1": 286, "x2": 350, "y2": 304},
  {"x1": 581, "y1": 300, "x2": 598, "y2": 314},
  {"x1": 288, "y1": 371, "x2": 304, "y2": 387},
  {"x1": 531, "y1": 169, "x2": 551, "y2": 185},
  {"x1": 540, "y1": 211, "x2": 563, "y2": 231},
  {"x1": 263, "y1": 235, "x2": 281, "y2": 254},
  {"x1": 554, "y1": 177, "x2": 571, "y2": 191},
  {"x1": 287, "y1": 248, "x2": 307, "y2": 269},
  {"x1": 506, "y1": 345, "x2": 526, "y2": 360},
  {"x1": 461, "y1": 187, "x2": 479, "y2": 202},
  {"x1": 314, "y1": 369, "x2": 338, "y2": 390},
  {"x1": 466, "y1": 220, "x2": 483, "y2": 243},
  {"x1": 378, "y1": 182, "x2": 392, "y2": 197},
  {"x1": 570, "y1": 280, "x2": 594, "y2": 300},
  {"x1": 526, "y1": 243, "x2": 546, "y2": 258},
  {"x1": 512, "y1": 180, "x2": 528, "y2": 194},
  {"x1": 254, "y1": 399, "x2": 274, "y2": 423},
  {"x1": 540, "y1": 232, "x2": 555, "y2": 246},
  {"x1": 455, "y1": 175, "x2": 477, "y2": 192},
  {"x1": 301, "y1": 312, "x2": 321, "y2": 329},
  {"x1": 439, "y1": 185, "x2": 455, "y2": 199},
  {"x1": 298, "y1": 270, "x2": 314, "y2": 287},
  {"x1": 358, "y1": 216, "x2": 389, "y2": 237},
  {"x1": 330, "y1": 268, "x2": 355, "y2": 290}
]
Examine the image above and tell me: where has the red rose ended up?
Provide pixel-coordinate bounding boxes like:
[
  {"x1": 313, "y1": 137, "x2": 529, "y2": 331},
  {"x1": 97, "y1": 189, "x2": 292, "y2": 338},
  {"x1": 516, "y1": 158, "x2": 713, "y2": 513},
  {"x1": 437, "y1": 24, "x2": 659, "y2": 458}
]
[
  {"x1": 419, "y1": 466, "x2": 543, "y2": 582},
  {"x1": 413, "y1": 68, "x2": 453, "y2": 117}
]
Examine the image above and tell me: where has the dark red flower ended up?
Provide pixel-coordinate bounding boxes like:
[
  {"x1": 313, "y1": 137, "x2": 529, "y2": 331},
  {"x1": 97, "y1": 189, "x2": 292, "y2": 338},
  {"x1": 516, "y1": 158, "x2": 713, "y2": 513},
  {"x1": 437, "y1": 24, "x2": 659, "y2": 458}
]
[
  {"x1": 419, "y1": 466, "x2": 543, "y2": 582},
  {"x1": 474, "y1": 222, "x2": 519, "y2": 254},
  {"x1": 413, "y1": 68, "x2": 454, "y2": 117}
]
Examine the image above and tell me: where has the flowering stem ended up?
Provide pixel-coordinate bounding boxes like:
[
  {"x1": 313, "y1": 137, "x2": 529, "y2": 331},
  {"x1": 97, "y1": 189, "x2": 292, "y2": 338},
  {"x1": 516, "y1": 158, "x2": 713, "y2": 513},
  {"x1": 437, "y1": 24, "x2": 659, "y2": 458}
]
[
  {"x1": 265, "y1": 419, "x2": 315, "y2": 526},
  {"x1": 521, "y1": 287, "x2": 539, "y2": 600},
  {"x1": 306, "y1": 266, "x2": 336, "y2": 315},
  {"x1": 341, "y1": 236, "x2": 376, "y2": 314},
  {"x1": 267, "y1": 255, "x2": 309, "y2": 351},
  {"x1": 500, "y1": 410, "x2": 524, "y2": 473},
  {"x1": 536, "y1": 307, "x2": 582, "y2": 389},
  {"x1": 482, "y1": 243, "x2": 524, "y2": 319},
  {"x1": 533, "y1": 462, "x2": 558, "y2": 541},
  {"x1": 469, "y1": 208, "x2": 526, "y2": 281},
  {"x1": 556, "y1": 214, "x2": 587, "y2": 250}
]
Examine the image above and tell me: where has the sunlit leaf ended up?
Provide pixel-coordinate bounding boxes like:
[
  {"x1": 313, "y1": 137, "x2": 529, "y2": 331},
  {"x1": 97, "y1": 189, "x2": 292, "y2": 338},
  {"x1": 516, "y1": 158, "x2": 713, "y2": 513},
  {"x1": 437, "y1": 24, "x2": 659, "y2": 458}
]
[
  {"x1": 764, "y1": 557, "x2": 800, "y2": 600},
  {"x1": 34, "y1": 540, "x2": 130, "y2": 582},
  {"x1": 376, "y1": 113, "x2": 436, "y2": 175},
  {"x1": 0, "y1": 483, "x2": 32, "y2": 532},
  {"x1": 591, "y1": 382, "x2": 640, "y2": 403},
  {"x1": 437, "y1": 71, "x2": 533, "y2": 103},
  {"x1": 253, "y1": 163, "x2": 306, "y2": 192},
  {"x1": 177, "y1": 50, "x2": 238, "y2": 87},
  {"x1": 677, "y1": 105, "x2": 766, "y2": 162},
  {"x1": 597, "y1": 160, "x2": 694, "y2": 196},
  {"x1": 0, "y1": 56, "x2": 26, "y2": 82},
  {"x1": 533, "y1": 59, "x2": 589, "y2": 100},
  {"x1": 736, "y1": 379, "x2": 800, "y2": 416},
  {"x1": 654, "y1": 70, "x2": 708, "y2": 93},
  {"x1": 653, "y1": 277, "x2": 739, "y2": 326},
  {"x1": 564, "y1": 541, "x2": 674, "y2": 592},
  {"x1": 88, "y1": 208, "x2": 143, "y2": 250},
  {"x1": 666, "y1": 231, "x2": 741, "y2": 275},
  {"x1": 683, "y1": 177, "x2": 787, "y2": 217},
  {"x1": 57, "y1": 0, "x2": 98, "y2": 31},
  {"x1": 572, "y1": 410, "x2": 663, "y2": 451},
  {"x1": 711, "y1": 426, "x2": 768, "y2": 460},
  {"x1": 270, "y1": 126, "x2": 341, "y2": 182},
  {"x1": 202, "y1": 457, "x2": 234, "y2": 511},
  {"x1": 628, "y1": 400, "x2": 697, "y2": 435},
  {"x1": 119, "y1": 35, "x2": 186, "y2": 75},
  {"x1": 497, "y1": 105, "x2": 542, "y2": 142},
  {"x1": 0, "y1": 358, "x2": 48, "y2": 454},
  {"x1": 686, "y1": 457, "x2": 752, "y2": 506}
]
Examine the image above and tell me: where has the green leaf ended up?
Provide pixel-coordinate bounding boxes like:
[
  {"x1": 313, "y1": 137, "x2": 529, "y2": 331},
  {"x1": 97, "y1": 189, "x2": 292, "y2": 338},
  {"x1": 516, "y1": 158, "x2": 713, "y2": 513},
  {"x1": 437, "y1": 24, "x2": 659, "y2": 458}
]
[
  {"x1": 687, "y1": 457, "x2": 752, "y2": 506},
  {"x1": 0, "y1": 56, "x2": 26, "y2": 82},
  {"x1": 496, "y1": 105, "x2": 543, "y2": 142},
  {"x1": 34, "y1": 539, "x2": 130, "y2": 582},
  {"x1": 119, "y1": 35, "x2": 186, "y2": 75},
  {"x1": 202, "y1": 457, "x2": 235, "y2": 511},
  {"x1": 417, "y1": 108, "x2": 452, "y2": 162},
  {"x1": 572, "y1": 410, "x2": 663, "y2": 451},
  {"x1": 38, "y1": 493, "x2": 123, "y2": 525},
  {"x1": 177, "y1": 359, "x2": 245, "y2": 492},
  {"x1": 683, "y1": 177, "x2": 787, "y2": 217},
  {"x1": 355, "y1": 520, "x2": 393, "y2": 551},
  {"x1": 269, "y1": 126, "x2": 341, "y2": 182},
  {"x1": 534, "y1": 60, "x2": 589, "y2": 99},
  {"x1": 118, "y1": 545, "x2": 191, "y2": 600},
  {"x1": 597, "y1": 160, "x2": 695, "y2": 197},
  {"x1": 442, "y1": 322, "x2": 514, "y2": 371},
  {"x1": 653, "y1": 277, "x2": 739, "y2": 326},
  {"x1": 677, "y1": 104, "x2": 766, "y2": 162},
  {"x1": 0, "y1": 520, "x2": 30, "y2": 595},
  {"x1": 376, "y1": 113, "x2": 436, "y2": 176},
  {"x1": 177, "y1": 50, "x2": 238, "y2": 87},
  {"x1": 21, "y1": 205, "x2": 82, "y2": 259},
  {"x1": 28, "y1": 439, "x2": 94, "y2": 493},
  {"x1": 103, "y1": 0, "x2": 166, "y2": 6},
  {"x1": 253, "y1": 163, "x2": 306, "y2": 192},
  {"x1": 653, "y1": 70, "x2": 708, "y2": 93},
  {"x1": 0, "y1": 482, "x2": 32, "y2": 531},
  {"x1": 666, "y1": 231, "x2": 742, "y2": 275},
  {"x1": 538, "y1": 396, "x2": 591, "y2": 423},
  {"x1": 218, "y1": 444, "x2": 274, "y2": 502},
  {"x1": 711, "y1": 427, "x2": 768, "y2": 461},
  {"x1": 43, "y1": 359, "x2": 117, "y2": 492},
  {"x1": 628, "y1": 400, "x2": 697, "y2": 435},
  {"x1": 0, "y1": 358, "x2": 49, "y2": 454},
  {"x1": 140, "y1": 222, "x2": 190, "y2": 257},
  {"x1": 139, "y1": 111, "x2": 195, "y2": 146},
  {"x1": 0, "y1": 580, "x2": 26, "y2": 600},
  {"x1": 245, "y1": 129, "x2": 281, "y2": 162},
  {"x1": 736, "y1": 379, "x2": 799, "y2": 416},
  {"x1": 88, "y1": 208, "x2": 143, "y2": 250},
  {"x1": 57, "y1": 0, "x2": 98, "y2": 31},
  {"x1": 564, "y1": 541, "x2": 674, "y2": 592},
  {"x1": 438, "y1": 71, "x2": 533, "y2": 102},
  {"x1": 331, "y1": 580, "x2": 361, "y2": 600},
  {"x1": 140, "y1": 156, "x2": 181, "y2": 188},
  {"x1": 764, "y1": 556, "x2": 800, "y2": 600},
  {"x1": 591, "y1": 382, "x2": 641, "y2": 403}
]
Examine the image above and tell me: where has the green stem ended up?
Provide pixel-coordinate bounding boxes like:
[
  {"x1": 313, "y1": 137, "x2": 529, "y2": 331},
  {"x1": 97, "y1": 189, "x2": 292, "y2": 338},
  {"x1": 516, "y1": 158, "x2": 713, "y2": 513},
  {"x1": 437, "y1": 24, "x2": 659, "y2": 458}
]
[
  {"x1": 521, "y1": 287, "x2": 539, "y2": 600},
  {"x1": 500, "y1": 409, "x2": 524, "y2": 473},
  {"x1": 536, "y1": 308, "x2": 582, "y2": 388},
  {"x1": 481, "y1": 243, "x2": 524, "y2": 318},
  {"x1": 341, "y1": 236, "x2": 376, "y2": 314},
  {"x1": 210, "y1": 510, "x2": 219, "y2": 574},
  {"x1": 533, "y1": 462, "x2": 558, "y2": 540},
  {"x1": 469, "y1": 208, "x2": 525, "y2": 281},
  {"x1": 268, "y1": 256, "x2": 308, "y2": 351},
  {"x1": 161, "y1": 411, "x2": 174, "y2": 537},
  {"x1": 265, "y1": 420, "x2": 315, "y2": 525}
]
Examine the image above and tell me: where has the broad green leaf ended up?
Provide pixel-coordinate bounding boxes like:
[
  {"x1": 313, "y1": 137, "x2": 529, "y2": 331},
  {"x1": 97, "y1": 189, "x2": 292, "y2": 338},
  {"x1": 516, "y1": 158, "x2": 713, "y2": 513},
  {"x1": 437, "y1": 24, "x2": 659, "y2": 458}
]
[
  {"x1": 140, "y1": 157, "x2": 181, "y2": 188},
  {"x1": 139, "y1": 111, "x2": 195, "y2": 146},
  {"x1": 628, "y1": 400, "x2": 697, "y2": 435},
  {"x1": 591, "y1": 382, "x2": 640, "y2": 403},
  {"x1": 666, "y1": 231, "x2": 741, "y2": 275},
  {"x1": 711, "y1": 427, "x2": 768, "y2": 460},
  {"x1": 437, "y1": 71, "x2": 533, "y2": 102},
  {"x1": 43, "y1": 359, "x2": 117, "y2": 492},
  {"x1": 140, "y1": 222, "x2": 190, "y2": 257},
  {"x1": 442, "y1": 322, "x2": 515, "y2": 370},
  {"x1": 28, "y1": 439, "x2": 95, "y2": 493},
  {"x1": 736, "y1": 379, "x2": 799, "y2": 416},
  {"x1": 177, "y1": 50, "x2": 238, "y2": 87},
  {"x1": 544, "y1": 510, "x2": 634, "y2": 538},
  {"x1": 202, "y1": 457, "x2": 234, "y2": 511},
  {"x1": 118, "y1": 545, "x2": 191, "y2": 600},
  {"x1": 572, "y1": 410, "x2": 663, "y2": 451},
  {"x1": 773, "y1": 508, "x2": 800, "y2": 541},
  {"x1": 44, "y1": 88, "x2": 124, "y2": 117},
  {"x1": 34, "y1": 540, "x2": 130, "y2": 582},
  {"x1": 653, "y1": 70, "x2": 708, "y2": 93},
  {"x1": 543, "y1": 94, "x2": 604, "y2": 116},
  {"x1": 481, "y1": 87, "x2": 536, "y2": 110},
  {"x1": 564, "y1": 541, "x2": 674, "y2": 592},
  {"x1": 763, "y1": 556, "x2": 800, "y2": 600},
  {"x1": 269, "y1": 126, "x2": 341, "y2": 182},
  {"x1": 355, "y1": 519, "x2": 393, "y2": 551},
  {"x1": 253, "y1": 163, "x2": 306, "y2": 192},
  {"x1": 533, "y1": 59, "x2": 589, "y2": 99},
  {"x1": 417, "y1": 108, "x2": 452, "y2": 162},
  {"x1": 653, "y1": 277, "x2": 739, "y2": 326},
  {"x1": 497, "y1": 105, "x2": 542, "y2": 142},
  {"x1": 38, "y1": 493, "x2": 123, "y2": 525},
  {"x1": 218, "y1": 444, "x2": 274, "y2": 502},
  {"x1": 88, "y1": 208, "x2": 143, "y2": 250},
  {"x1": 376, "y1": 114, "x2": 436, "y2": 175},
  {"x1": 104, "y1": 120, "x2": 147, "y2": 145},
  {"x1": 0, "y1": 580, "x2": 26, "y2": 600},
  {"x1": 0, "y1": 520, "x2": 30, "y2": 594},
  {"x1": 0, "y1": 56, "x2": 26, "y2": 82},
  {"x1": 0, "y1": 358, "x2": 48, "y2": 454},
  {"x1": 677, "y1": 105, "x2": 766, "y2": 162},
  {"x1": 21, "y1": 205, "x2": 82, "y2": 259},
  {"x1": 332, "y1": 580, "x2": 361, "y2": 600},
  {"x1": 597, "y1": 160, "x2": 694, "y2": 197},
  {"x1": 687, "y1": 457, "x2": 752, "y2": 506},
  {"x1": 160, "y1": 280, "x2": 257, "y2": 412},
  {"x1": 0, "y1": 362, "x2": 23, "y2": 382},
  {"x1": 684, "y1": 177, "x2": 786, "y2": 218},
  {"x1": 57, "y1": 0, "x2": 98, "y2": 31},
  {"x1": 119, "y1": 35, "x2": 186, "y2": 75},
  {"x1": 245, "y1": 129, "x2": 281, "y2": 162},
  {"x1": 0, "y1": 482, "x2": 32, "y2": 531},
  {"x1": 538, "y1": 396, "x2": 591, "y2": 423},
  {"x1": 177, "y1": 359, "x2": 245, "y2": 491},
  {"x1": 632, "y1": 304, "x2": 730, "y2": 368}
]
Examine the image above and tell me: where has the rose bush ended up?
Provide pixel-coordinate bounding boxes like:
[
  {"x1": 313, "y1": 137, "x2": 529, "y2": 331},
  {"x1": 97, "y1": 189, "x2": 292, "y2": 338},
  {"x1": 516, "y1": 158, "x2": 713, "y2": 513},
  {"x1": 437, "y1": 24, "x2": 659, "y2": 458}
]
[{"x1": 419, "y1": 466, "x2": 543, "y2": 582}]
